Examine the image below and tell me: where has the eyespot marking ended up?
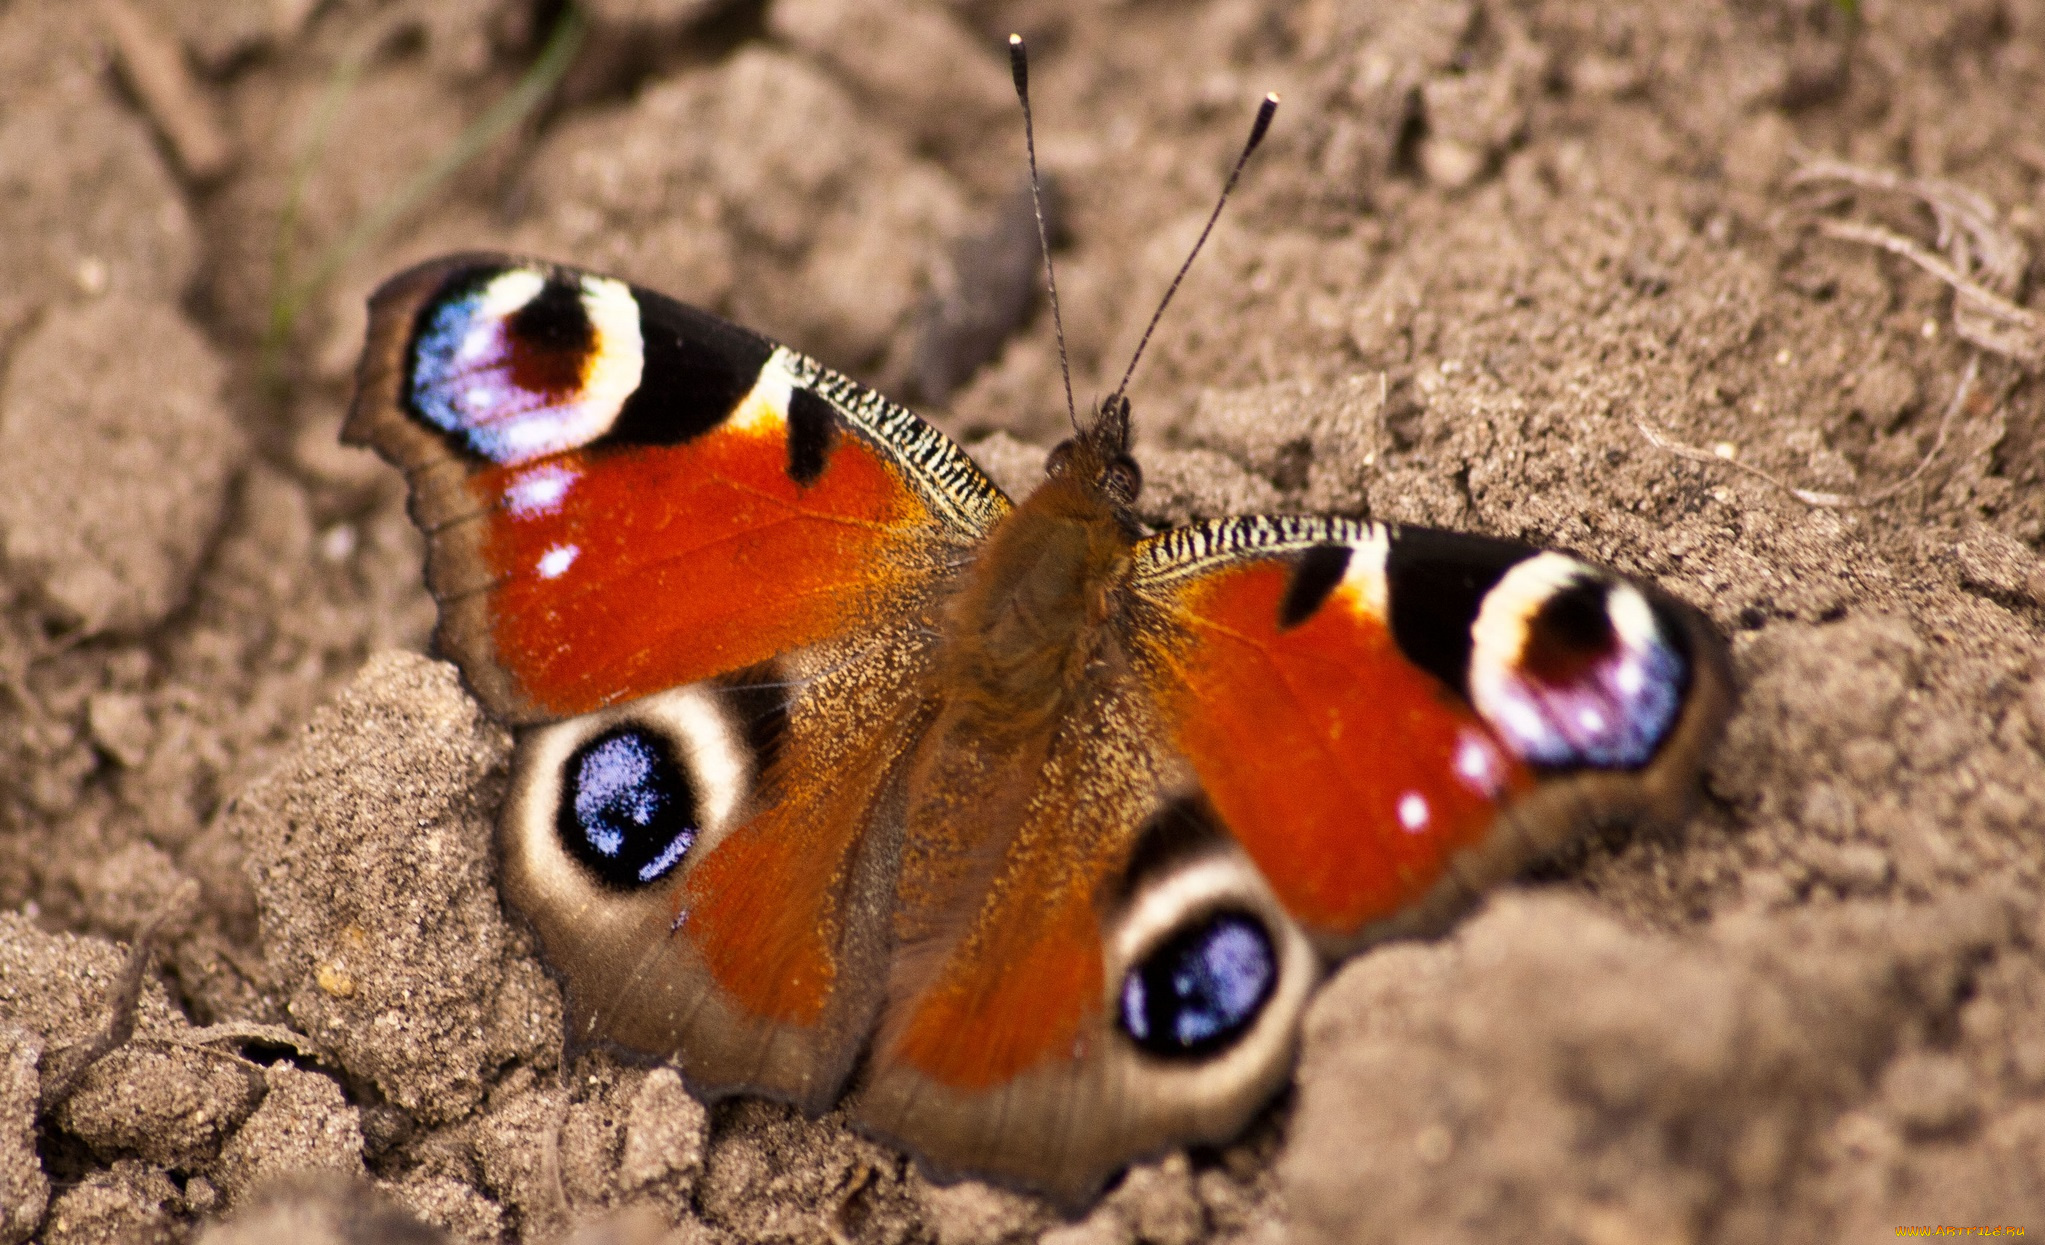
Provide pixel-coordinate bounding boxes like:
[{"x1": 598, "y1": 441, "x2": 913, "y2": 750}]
[
  {"x1": 557, "y1": 725, "x2": 701, "y2": 889},
  {"x1": 408, "y1": 267, "x2": 644, "y2": 465},
  {"x1": 1469, "y1": 553, "x2": 1687, "y2": 769},
  {"x1": 1119, "y1": 910, "x2": 1278, "y2": 1059}
]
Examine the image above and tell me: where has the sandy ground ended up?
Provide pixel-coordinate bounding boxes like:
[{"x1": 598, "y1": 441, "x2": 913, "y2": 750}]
[{"x1": 1, "y1": 0, "x2": 2043, "y2": 1241}]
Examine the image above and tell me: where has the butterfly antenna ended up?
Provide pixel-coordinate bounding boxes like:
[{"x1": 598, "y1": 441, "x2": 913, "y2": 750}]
[
  {"x1": 1009, "y1": 34, "x2": 1079, "y2": 435},
  {"x1": 1110, "y1": 92, "x2": 1279, "y2": 407}
]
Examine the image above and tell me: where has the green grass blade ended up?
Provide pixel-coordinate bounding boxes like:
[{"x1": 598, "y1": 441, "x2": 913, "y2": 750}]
[{"x1": 263, "y1": 4, "x2": 587, "y2": 386}]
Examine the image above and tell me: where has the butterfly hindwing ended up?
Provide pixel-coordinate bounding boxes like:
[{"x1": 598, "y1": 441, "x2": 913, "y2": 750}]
[
  {"x1": 346, "y1": 253, "x2": 1008, "y2": 724},
  {"x1": 498, "y1": 625, "x2": 935, "y2": 1110},
  {"x1": 853, "y1": 669, "x2": 1318, "y2": 1203}
]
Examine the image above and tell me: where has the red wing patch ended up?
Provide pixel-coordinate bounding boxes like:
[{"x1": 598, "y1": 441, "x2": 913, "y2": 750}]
[
  {"x1": 676, "y1": 746, "x2": 888, "y2": 1028},
  {"x1": 1129, "y1": 522, "x2": 1535, "y2": 941},
  {"x1": 886, "y1": 882, "x2": 1103, "y2": 1090},
  {"x1": 475, "y1": 423, "x2": 931, "y2": 718}
]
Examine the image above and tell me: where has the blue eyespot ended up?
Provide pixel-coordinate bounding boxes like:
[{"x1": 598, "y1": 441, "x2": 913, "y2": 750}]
[
  {"x1": 557, "y1": 726, "x2": 699, "y2": 889},
  {"x1": 1120, "y1": 911, "x2": 1277, "y2": 1058},
  {"x1": 1469, "y1": 557, "x2": 1689, "y2": 771},
  {"x1": 406, "y1": 267, "x2": 643, "y2": 465}
]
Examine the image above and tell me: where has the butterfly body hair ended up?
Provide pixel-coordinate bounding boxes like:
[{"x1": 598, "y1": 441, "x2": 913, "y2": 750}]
[{"x1": 933, "y1": 427, "x2": 1138, "y2": 734}]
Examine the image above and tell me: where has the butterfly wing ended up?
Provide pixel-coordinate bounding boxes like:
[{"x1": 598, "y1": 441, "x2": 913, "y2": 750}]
[
  {"x1": 852, "y1": 512, "x2": 1728, "y2": 1201},
  {"x1": 348, "y1": 253, "x2": 1731, "y2": 1190},
  {"x1": 347, "y1": 254, "x2": 1005, "y2": 724},
  {"x1": 499, "y1": 627, "x2": 935, "y2": 1109},
  {"x1": 1122, "y1": 515, "x2": 1733, "y2": 954},
  {"x1": 346, "y1": 254, "x2": 1009, "y2": 1109},
  {"x1": 853, "y1": 670, "x2": 1319, "y2": 1205}
]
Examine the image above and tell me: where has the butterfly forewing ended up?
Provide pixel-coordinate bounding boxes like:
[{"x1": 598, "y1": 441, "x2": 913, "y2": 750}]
[
  {"x1": 1125, "y1": 515, "x2": 1733, "y2": 955},
  {"x1": 347, "y1": 254, "x2": 1007, "y2": 724}
]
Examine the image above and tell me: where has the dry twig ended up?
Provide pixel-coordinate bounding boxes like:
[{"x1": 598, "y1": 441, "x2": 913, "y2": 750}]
[
  {"x1": 182, "y1": 1022, "x2": 332, "y2": 1064},
  {"x1": 101, "y1": 0, "x2": 235, "y2": 182},
  {"x1": 1791, "y1": 158, "x2": 2042, "y2": 366},
  {"x1": 1637, "y1": 353, "x2": 1979, "y2": 509},
  {"x1": 1815, "y1": 219, "x2": 2043, "y2": 366},
  {"x1": 1643, "y1": 159, "x2": 2023, "y2": 506},
  {"x1": 35, "y1": 896, "x2": 187, "y2": 1112}
]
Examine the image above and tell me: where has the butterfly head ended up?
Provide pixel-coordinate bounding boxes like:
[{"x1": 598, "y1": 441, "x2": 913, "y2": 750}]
[
  {"x1": 1009, "y1": 37, "x2": 1272, "y2": 535},
  {"x1": 1044, "y1": 393, "x2": 1142, "y2": 511}
]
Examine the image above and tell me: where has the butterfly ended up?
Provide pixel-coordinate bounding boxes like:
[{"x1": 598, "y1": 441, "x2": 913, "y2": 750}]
[{"x1": 343, "y1": 68, "x2": 1731, "y2": 1204}]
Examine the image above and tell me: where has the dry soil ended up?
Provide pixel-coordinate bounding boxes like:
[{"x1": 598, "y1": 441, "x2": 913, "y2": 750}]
[{"x1": 1, "y1": 1, "x2": 2044, "y2": 1242}]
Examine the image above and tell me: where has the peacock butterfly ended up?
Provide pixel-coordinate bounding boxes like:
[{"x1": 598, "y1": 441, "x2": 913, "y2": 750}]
[{"x1": 343, "y1": 52, "x2": 1731, "y2": 1203}]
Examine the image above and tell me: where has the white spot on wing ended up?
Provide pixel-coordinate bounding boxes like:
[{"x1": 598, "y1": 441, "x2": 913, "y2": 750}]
[
  {"x1": 505, "y1": 464, "x2": 577, "y2": 517},
  {"x1": 1397, "y1": 791, "x2": 1430, "y2": 832},
  {"x1": 1453, "y1": 728, "x2": 1506, "y2": 798},
  {"x1": 537, "y1": 544, "x2": 578, "y2": 578},
  {"x1": 576, "y1": 274, "x2": 645, "y2": 435},
  {"x1": 1607, "y1": 582, "x2": 1661, "y2": 648},
  {"x1": 475, "y1": 268, "x2": 546, "y2": 323}
]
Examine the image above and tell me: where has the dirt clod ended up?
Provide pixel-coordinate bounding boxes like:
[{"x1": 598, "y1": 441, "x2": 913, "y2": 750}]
[
  {"x1": 226, "y1": 653, "x2": 548, "y2": 1127},
  {"x1": 211, "y1": 1065, "x2": 368, "y2": 1209},
  {"x1": 0, "y1": 1026, "x2": 45, "y2": 1245},
  {"x1": 0, "y1": 298, "x2": 239, "y2": 635}
]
